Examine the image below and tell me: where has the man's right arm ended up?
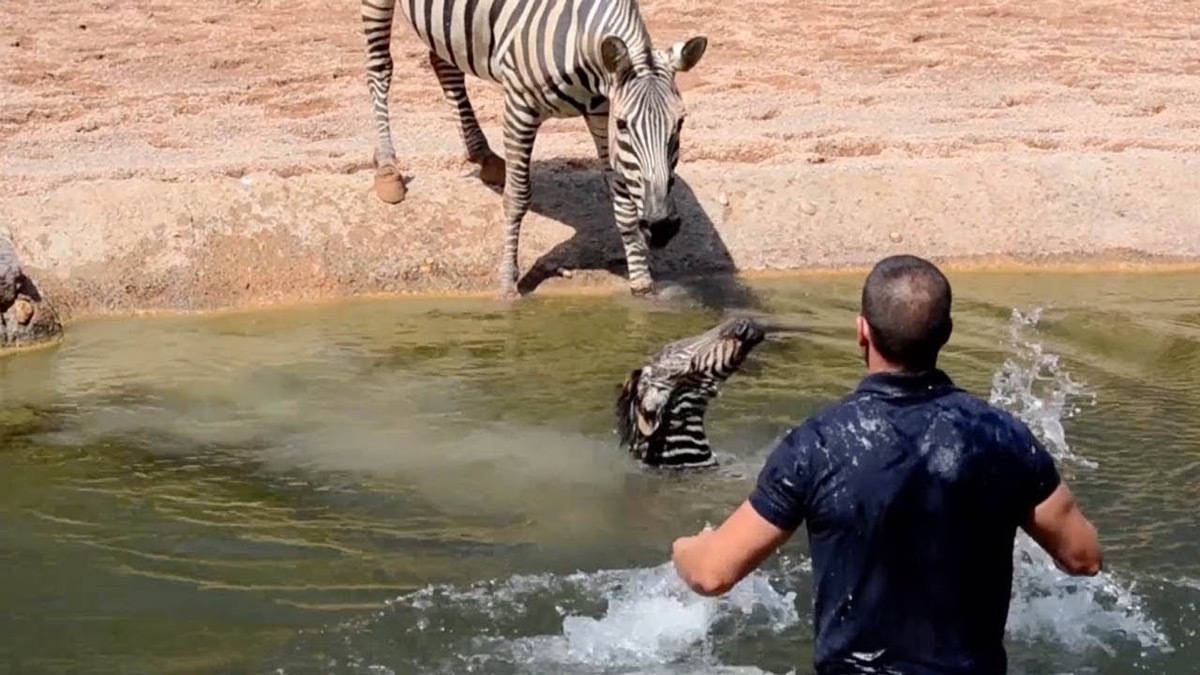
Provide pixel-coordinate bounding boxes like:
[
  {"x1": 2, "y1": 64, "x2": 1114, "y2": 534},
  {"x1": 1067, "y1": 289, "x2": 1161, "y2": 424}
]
[
  {"x1": 1012, "y1": 424, "x2": 1103, "y2": 576},
  {"x1": 1022, "y1": 481, "x2": 1103, "y2": 576}
]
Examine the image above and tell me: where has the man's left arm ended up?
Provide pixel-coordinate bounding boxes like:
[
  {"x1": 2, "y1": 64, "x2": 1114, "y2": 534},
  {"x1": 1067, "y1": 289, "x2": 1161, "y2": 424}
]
[
  {"x1": 671, "y1": 499, "x2": 795, "y2": 596},
  {"x1": 671, "y1": 426, "x2": 814, "y2": 596}
]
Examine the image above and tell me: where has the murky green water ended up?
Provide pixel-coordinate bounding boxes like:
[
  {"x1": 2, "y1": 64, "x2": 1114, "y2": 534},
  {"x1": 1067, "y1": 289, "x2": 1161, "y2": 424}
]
[{"x1": 1, "y1": 271, "x2": 1197, "y2": 674}]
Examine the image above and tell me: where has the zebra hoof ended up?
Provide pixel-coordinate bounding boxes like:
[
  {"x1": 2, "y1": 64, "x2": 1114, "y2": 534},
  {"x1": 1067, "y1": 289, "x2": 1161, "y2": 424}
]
[
  {"x1": 629, "y1": 280, "x2": 656, "y2": 298},
  {"x1": 477, "y1": 155, "x2": 507, "y2": 187},
  {"x1": 374, "y1": 167, "x2": 408, "y2": 204}
]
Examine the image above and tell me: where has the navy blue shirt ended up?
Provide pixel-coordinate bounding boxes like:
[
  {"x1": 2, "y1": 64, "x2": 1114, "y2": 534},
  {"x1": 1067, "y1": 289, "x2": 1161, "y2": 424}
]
[{"x1": 749, "y1": 369, "x2": 1061, "y2": 675}]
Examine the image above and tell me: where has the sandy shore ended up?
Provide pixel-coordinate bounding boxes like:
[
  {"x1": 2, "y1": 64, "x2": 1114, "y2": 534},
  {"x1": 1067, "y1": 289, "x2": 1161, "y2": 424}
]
[{"x1": 3, "y1": 0, "x2": 1199, "y2": 321}]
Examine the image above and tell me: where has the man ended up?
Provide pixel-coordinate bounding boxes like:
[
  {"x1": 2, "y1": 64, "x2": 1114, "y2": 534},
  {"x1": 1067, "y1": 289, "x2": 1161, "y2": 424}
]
[{"x1": 671, "y1": 254, "x2": 1102, "y2": 674}]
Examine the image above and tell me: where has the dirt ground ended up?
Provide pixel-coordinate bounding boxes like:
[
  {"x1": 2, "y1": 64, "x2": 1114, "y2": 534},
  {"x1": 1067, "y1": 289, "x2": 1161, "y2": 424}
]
[{"x1": 2, "y1": 0, "x2": 1200, "y2": 320}]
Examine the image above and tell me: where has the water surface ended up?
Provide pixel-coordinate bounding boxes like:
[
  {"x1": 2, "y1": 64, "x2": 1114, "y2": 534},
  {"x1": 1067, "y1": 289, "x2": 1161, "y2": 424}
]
[{"x1": 1, "y1": 271, "x2": 1197, "y2": 674}]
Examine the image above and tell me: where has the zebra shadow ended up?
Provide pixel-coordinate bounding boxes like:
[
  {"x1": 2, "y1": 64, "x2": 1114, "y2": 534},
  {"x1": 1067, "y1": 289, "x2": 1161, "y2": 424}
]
[{"x1": 481, "y1": 158, "x2": 762, "y2": 312}]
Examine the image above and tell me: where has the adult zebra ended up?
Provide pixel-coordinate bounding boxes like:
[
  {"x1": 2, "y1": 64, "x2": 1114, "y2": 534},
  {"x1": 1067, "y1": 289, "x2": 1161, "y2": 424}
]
[{"x1": 361, "y1": 0, "x2": 708, "y2": 299}]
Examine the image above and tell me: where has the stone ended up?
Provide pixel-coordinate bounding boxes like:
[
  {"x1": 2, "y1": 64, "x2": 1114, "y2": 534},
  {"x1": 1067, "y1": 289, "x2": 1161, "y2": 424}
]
[
  {"x1": 0, "y1": 226, "x2": 64, "y2": 354},
  {"x1": 12, "y1": 299, "x2": 33, "y2": 325}
]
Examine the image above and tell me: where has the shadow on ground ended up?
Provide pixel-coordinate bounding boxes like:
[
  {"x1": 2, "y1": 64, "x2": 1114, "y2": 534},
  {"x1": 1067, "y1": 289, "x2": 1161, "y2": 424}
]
[{"x1": 474, "y1": 158, "x2": 762, "y2": 313}]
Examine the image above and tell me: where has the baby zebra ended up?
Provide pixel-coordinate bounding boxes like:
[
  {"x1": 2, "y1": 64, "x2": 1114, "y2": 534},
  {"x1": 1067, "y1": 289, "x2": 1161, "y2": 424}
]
[
  {"x1": 361, "y1": 0, "x2": 708, "y2": 299},
  {"x1": 616, "y1": 317, "x2": 766, "y2": 468}
]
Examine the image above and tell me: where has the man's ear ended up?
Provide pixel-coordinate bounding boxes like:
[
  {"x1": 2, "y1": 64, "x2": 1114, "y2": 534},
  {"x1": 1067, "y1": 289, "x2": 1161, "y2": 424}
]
[
  {"x1": 601, "y1": 35, "x2": 634, "y2": 80},
  {"x1": 856, "y1": 315, "x2": 870, "y2": 348},
  {"x1": 668, "y1": 36, "x2": 708, "y2": 73}
]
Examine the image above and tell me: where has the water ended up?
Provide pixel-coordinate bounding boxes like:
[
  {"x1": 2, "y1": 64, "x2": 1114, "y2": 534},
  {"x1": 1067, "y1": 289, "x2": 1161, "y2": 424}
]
[{"x1": 0, "y1": 271, "x2": 1197, "y2": 674}]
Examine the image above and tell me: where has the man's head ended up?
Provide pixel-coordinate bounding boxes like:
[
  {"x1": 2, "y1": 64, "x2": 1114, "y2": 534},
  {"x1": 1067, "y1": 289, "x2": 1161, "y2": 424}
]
[
  {"x1": 600, "y1": 34, "x2": 708, "y2": 250},
  {"x1": 857, "y1": 254, "x2": 953, "y2": 373}
]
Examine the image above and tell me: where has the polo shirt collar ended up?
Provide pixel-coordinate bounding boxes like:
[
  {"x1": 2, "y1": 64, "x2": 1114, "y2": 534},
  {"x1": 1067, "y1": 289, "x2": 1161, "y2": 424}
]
[{"x1": 855, "y1": 368, "x2": 957, "y2": 397}]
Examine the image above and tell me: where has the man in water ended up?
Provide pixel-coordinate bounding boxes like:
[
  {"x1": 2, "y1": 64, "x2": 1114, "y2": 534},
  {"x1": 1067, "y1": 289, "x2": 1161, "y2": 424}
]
[{"x1": 671, "y1": 254, "x2": 1102, "y2": 674}]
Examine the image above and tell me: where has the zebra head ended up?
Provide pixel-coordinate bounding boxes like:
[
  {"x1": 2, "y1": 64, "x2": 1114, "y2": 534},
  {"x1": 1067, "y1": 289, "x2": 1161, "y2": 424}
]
[
  {"x1": 599, "y1": 34, "x2": 708, "y2": 250},
  {"x1": 615, "y1": 316, "x2": 765, "y2": 468}
]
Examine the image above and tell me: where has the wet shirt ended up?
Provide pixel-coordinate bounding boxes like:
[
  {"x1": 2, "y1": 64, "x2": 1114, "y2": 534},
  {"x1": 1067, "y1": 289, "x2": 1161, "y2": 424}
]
[{"x1": 749, "y1": 369, "x2": 1061, "y2": 675}]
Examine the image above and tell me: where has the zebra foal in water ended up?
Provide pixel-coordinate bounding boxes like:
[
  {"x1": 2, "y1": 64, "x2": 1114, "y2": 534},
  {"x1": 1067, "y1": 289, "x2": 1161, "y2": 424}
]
[
  {"x1": 616, "y1": 317, "x2": 767, "y2": 469},
  {"x1": 361, "y1": 0, "x2": 708, "y2": 299}
]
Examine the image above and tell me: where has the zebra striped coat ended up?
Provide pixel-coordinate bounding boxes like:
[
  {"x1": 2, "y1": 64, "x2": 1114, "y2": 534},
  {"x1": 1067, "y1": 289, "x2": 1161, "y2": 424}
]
[{"x1": 361, "y1": 0, "x2": 707, "y2": 298}]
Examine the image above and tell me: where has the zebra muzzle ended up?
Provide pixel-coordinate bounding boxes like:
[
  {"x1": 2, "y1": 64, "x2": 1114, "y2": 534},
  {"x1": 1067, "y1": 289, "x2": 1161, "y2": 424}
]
[
  {"x1": 636, "y1": 405, "x2": 662, "y2": 438},
  {"x1": 639, "y1": 217, "x2": 681, "y2": 249}
]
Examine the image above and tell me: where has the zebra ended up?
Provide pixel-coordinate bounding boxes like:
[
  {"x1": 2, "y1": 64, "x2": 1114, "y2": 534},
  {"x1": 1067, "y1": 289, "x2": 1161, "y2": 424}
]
[
  {"x1": 361, "y1": 0, "x2": 708, "y2": 299},
  {"x1": 616, "y1": 316, "x2": 766, "y2": 468}
]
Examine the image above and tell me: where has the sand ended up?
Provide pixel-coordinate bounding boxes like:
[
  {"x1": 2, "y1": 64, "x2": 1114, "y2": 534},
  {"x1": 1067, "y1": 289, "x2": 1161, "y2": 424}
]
[{"x1": 2, "y1": 0, "x2": 1200, "y2": 321}]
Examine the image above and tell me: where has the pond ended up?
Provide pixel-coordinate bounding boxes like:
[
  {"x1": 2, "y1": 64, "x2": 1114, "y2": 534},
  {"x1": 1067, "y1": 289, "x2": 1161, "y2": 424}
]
[{"x1": 1, "y1": 271, "x2": 1197, "y2": 674}]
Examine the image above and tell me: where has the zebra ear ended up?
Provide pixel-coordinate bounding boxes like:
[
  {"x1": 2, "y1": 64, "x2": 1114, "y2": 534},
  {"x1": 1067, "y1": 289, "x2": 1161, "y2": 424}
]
[
  {"x1": 669, "y1": 36, "x2": 708, "y2": 73},
  {"x1": 600, "y1": 35, "x2": 634, "y2": 79}
]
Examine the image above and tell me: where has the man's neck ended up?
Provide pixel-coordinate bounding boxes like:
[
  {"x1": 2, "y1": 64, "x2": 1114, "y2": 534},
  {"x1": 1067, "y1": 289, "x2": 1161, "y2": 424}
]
[
  {"x1": 866, "y1": 353, "x2": 901, "y2": 374},
  {"x1": 866, "y1": 354, "x2": 935, "y2": 376}
]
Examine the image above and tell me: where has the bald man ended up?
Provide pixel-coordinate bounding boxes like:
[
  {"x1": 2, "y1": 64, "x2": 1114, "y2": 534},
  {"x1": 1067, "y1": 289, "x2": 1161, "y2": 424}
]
[{"x1": 671, "y1": 254, "x2": 1102, "y2": 675}]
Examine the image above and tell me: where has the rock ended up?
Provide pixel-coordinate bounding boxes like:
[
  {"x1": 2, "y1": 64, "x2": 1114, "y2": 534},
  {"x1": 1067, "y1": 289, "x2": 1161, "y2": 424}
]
[
  {"x1": 889, "y1": 231, "x2": 904, "y2": 243},
  {"x1": 0, "y1": 226, "x2": 64, "y2": 354},
  {"x1": 800, "y1": 199, "x2": 817, "y2": 215},
  {"x1": 12, "y1": 299, "x2": 33, "y2": 325},
  {"x1": 716, "y1": 192, "x2": 729, "y2": 206}
]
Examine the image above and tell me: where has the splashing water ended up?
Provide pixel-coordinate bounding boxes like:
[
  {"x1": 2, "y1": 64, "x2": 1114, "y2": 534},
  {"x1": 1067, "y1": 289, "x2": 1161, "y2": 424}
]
[
  {"x1": 293, "y1": 563, "x2": 800, "y2": 675},
  {"x1": 990, "y1": 308, "x2": 1172, "y2": 657},
  {"x1": 989, "y1": 307, "x2": 1098, "y2": 469},
  {"x1": 501, "y1": 564, "x2": 798, "y2": 673}
]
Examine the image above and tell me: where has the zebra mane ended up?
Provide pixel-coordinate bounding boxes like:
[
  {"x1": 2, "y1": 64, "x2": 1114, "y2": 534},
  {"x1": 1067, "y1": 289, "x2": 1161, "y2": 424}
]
[{"x1": 614, "y1": 367, "x2": 643, "y2": 450}]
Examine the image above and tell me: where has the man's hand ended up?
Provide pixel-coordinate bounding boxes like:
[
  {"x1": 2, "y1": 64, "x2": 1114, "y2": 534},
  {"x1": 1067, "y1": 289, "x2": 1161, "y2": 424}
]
[
  {"x1": 671, "y1": 524, "x2": 715, "y2": 578},
  {"x1": 671, "y1": 501, "x2": 794, "y2": 597}
]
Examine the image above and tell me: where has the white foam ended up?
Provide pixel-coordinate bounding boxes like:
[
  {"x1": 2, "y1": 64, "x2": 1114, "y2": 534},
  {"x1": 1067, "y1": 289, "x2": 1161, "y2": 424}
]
[
  {"x1": 490, "y1": 563, "x2": 799, "y2": 672},
  {"x1": 1008, "y1": 532, "x2": 1172, "y2": 655},
  {"x1": 990, "y1": 307, "x2": 1172, "y2": 655},
  {"x1": 325, "y1": 562, "x2": 800, "y2": 675},
  {"x1": 989, "y1": 307, "x2": 1099, "y2": 469}
]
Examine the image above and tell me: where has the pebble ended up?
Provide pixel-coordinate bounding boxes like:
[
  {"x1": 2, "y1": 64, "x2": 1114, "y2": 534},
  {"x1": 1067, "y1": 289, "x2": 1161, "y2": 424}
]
[
  {"x1": 800, "y1": 200, "x2": 817, "y2": 215},
  {"x1": 716, "y1": 192, "x2": 729, "y2": 206},
  {"x1": 889, "y1": 231, "x2": 904, "y2": 243},
  {"x1": 12, "y1": 299, "x2": 33, "y2": 325}
]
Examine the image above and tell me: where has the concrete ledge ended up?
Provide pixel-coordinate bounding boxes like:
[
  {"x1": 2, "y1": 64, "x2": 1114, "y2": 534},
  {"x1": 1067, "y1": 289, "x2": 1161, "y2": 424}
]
[{"x1": 2, "y1": 150, "x2": 1198, "y2": 322}]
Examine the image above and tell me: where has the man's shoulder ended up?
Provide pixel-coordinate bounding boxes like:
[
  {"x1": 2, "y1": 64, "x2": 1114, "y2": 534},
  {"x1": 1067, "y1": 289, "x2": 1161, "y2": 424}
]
[
  {"x1": 937, "y1": 388, "x2": 1037, "y2": 438},
  {"x1": 840, "y1": 379, "x2": 1039, "y2": 443},
  {"x1": 773, "y1": 391, "x2": 867, "y2": 452},
  {"x1": 774, "y1": 380, "x2": 1038, "y2": 452},
  {"x1": 790, "y1": 392, "x2": 859, "y2": 432}
]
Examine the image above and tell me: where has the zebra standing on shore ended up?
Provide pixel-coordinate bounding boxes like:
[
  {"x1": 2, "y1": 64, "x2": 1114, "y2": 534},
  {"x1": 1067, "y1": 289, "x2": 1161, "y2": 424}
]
[{"x1": 361, "y1": 0, "x2": 708, "y2": 299}]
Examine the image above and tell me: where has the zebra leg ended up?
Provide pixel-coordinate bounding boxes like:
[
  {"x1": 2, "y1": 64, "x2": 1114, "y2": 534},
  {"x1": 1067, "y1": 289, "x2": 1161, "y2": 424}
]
[
  {"x1": 585, "y1": 113, "x2": 614, "y2": 191},
  {"x1": 428, "y1": 52, "x2": 506, "y2": 188},
  {"x1": 586, "y1": 114, "x2": 654, "y2": 296},
  {"x1": 497, "y1": 94, "x2": 545, "y2": 299},
  {"x1": 362, "y1": 0, "x2": 406, "y2": 204},
  {"x1": 612, "y1": 179, "x2": 655, "y2": 296}
]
